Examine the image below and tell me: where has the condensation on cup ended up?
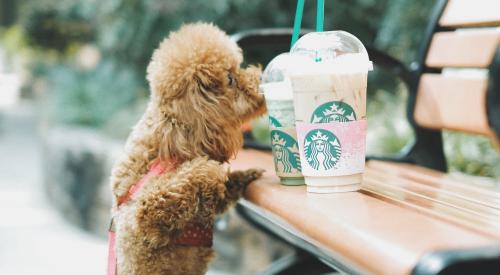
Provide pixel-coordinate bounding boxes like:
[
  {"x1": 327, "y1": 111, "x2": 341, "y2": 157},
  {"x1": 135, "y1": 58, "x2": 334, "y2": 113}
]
[
  {"x1": 261, "y1": 53, "x2": 304, "y2": 185},
  {"x1": 289, "y1": 31, "x2": 373, "y2": 193}
]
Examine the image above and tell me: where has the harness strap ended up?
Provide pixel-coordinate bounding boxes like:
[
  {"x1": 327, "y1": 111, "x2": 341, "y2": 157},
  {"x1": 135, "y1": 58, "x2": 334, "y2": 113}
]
[
  {"x1": 108, "y1": 159, "x2": 174, "y2": 275},
  {"x1": 107, "y1": 159, "x2": 214, "y2": 275},
  {"x1": 107, "y1": 230, "x2": 117, "y2": 275},
  {"x1": 117, "y1": 160, "x2": 173, "y2": 206},
  {"x1": 173, "y1": 223, "x2": 213, "y2": 247}
]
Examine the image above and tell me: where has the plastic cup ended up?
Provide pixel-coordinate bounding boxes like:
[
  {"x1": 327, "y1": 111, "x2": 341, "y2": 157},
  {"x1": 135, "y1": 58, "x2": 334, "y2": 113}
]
[
  {"x1": 261, "y1": 53, "x2": 304, "y2": 185},
  {"x1": 289, "y1": 31, "x2": 372, "y2": 193}
]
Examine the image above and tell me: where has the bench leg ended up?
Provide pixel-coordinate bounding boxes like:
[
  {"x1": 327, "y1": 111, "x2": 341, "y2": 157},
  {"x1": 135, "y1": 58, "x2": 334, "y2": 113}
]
[{"x1": 258, "y1": 250, "x2": 336, "y2": 275}]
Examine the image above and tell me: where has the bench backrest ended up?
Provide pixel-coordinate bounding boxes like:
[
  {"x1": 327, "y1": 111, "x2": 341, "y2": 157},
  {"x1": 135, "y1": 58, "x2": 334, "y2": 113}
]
[
  {"x1": 404, "y1": 0, "x2": 500, "y2": 172},
  {"x1": 413, "y1": 0, "x2": 500, "y2": 140}
]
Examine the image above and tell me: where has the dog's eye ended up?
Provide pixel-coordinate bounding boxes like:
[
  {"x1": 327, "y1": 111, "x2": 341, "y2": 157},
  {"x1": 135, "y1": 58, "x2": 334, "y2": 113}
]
[{"x1": 227, "y1": 74, "x2": 236, "y2": 87}]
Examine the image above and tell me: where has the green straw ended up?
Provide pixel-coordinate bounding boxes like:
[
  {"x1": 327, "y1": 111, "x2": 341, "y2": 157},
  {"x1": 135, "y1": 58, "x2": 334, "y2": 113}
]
[
  {"x1": 291, "y1": 0, "x2": 305, "y2": 49},
  {"x1": 316, "y1": 0, "x2": 324, "y2": 32}
]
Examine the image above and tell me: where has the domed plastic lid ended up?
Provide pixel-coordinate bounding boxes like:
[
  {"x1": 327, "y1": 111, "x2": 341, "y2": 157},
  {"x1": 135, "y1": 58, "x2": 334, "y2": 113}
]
[
  {"x1": 260, "y1": 52, "x2": 294, "y2": 100},
  {"x1": 290, "y1": 31, "x2": 373, "y2": 74}
]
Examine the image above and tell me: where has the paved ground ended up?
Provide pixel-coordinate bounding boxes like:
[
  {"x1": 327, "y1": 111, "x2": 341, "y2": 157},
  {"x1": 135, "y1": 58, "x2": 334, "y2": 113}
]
[
  {"x1": 0, "y1": 102, "x2": 109, "y2": 275},
  {"x1": 0, "y1": 50, "x2": 112, "y2": 274}
]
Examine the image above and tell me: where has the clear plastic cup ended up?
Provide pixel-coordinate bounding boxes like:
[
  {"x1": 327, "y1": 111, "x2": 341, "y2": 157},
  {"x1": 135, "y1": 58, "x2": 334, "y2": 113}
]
[
  {"x1": 261, "y1": 53, "x2": 304, "y2": 185},
  {"x1": 289, "y1": 31, "x2": 372, "y2": 193}
]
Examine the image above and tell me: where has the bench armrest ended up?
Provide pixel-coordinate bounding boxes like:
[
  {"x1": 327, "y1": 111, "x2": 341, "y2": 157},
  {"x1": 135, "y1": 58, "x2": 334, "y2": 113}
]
[
  {"x1": 231, "y1": 28, "x2": 311, "y2": 48},
  {"x1": 366, "y1": 46, "x2": 412, "y2": 86}
]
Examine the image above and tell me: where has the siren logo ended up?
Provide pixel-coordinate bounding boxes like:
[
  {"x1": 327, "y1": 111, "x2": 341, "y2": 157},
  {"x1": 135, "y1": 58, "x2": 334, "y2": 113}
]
[
  {"x1": 271, "y1": 130, "x2": 301, "y2": 173},
  {"x1": 311, "y1": 101, "x2": 357, "y2": 123},
  {"x1": 304, "y1": 129, "x2": 341, "y2": 170},
  {"x1": 269, "y1": 116, "x2": 282, "y2": 128}
]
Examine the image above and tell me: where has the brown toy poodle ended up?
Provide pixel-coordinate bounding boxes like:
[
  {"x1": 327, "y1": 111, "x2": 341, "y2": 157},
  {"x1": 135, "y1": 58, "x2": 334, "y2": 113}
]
[{"x1": 108, "y1": 23, "x2": 267, "y2": 275}]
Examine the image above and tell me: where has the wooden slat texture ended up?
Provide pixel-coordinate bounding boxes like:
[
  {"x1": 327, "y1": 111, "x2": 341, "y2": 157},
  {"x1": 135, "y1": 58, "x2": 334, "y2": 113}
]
[
  {"x1": 440, "y1": 0, "x2": 500, "y2": 27},
  {"x1": 414, "y1": 73, "x2": 492, "y2": 136},
  {"x1": 426, "y1": 29, "x2": 500, "y2": 68},
  {"x1": 230, "y1": 150, "x2": 499, "y2": 275},
  {"x1": 367, "y1": 160, "x2": 500, "y2": 204},
  {"x1": 364, "y1": 161, "x2": 500, "y2": 238},
  {"x1": 365, "y1": 169, "x2": 500, "y2": 218}
]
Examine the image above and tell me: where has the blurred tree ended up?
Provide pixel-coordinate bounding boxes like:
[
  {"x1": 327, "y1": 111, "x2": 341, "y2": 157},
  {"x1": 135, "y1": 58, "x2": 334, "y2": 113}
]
[
  {"x1": 375, "y1": 0, "x2": 435, "y2": 64},
  {"x1": 444, "y1": 132, "x2": 500, "y2": 179},
  {"x1": 0, "y1": 0, "x2": 17, "y2": 26},
  {"x1": 94, "y1": 0, "x2": 391, "y2": 78},
  {"x1": 45, "y1": 59, "x2": 143, "y2": 127},
  {"x1": 15, "y1": 0, "x2": 402, "y2": 130},
  {"x1": 20, "y1": 0, "x2": 436, "y2": 72},
  {"x1": 19, "y1": 0, "x2": 94, "y2": 51}
]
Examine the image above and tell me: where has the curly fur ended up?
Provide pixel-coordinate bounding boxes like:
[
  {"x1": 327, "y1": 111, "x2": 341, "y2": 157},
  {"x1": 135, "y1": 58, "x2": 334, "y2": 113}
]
[{"x1": 109, "y1": 23, "x2": 266, "y2": 275}]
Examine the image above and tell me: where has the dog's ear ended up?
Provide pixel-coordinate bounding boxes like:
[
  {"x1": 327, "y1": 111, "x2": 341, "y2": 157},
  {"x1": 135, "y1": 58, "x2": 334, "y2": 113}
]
[
  {"x1": 157, "y1": 112, "x2": 242, "y2": 164},
  {"x1": 146, "y1": 23, "x2": 242, "y2": 100},
  {"x1": 149, "y1": 23, "x2": 246, "y2": 162}
]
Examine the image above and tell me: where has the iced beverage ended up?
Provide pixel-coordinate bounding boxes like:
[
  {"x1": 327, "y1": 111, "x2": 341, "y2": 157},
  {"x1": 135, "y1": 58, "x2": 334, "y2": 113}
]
[
  {"x1": 289, "y1": 31, "x2": 372, "y2": 193},
  {"x1": 261, "y1": 53, "x2": 304, "y2": 185}
]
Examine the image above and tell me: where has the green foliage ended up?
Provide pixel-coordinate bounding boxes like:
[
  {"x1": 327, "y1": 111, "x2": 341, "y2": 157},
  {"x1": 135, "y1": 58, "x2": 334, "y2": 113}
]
[
  {"x1": 80, "y1": 0, "x2": 394, "y2": 85},
  {"x1": 0, "y1": 0, "x2": 18, "y2": 26},
  {"x1": 0, "y1": 26, "x2": 28, "y2": 70},
  {"x1": 444, "y1": 132, "x2": 500, "y2": 179},
  {"x1": 94, "y1": 0, "x2": 231, "y2": 78},
  {"x1": 251, "y1": 116, "x2": 272, "y2": 146},
  {"x1": 375, "y1": 0, "x2": 435, "y2": 64},
  {"x1": 21, "y1": 1, "x2": 94, "y2": 51},
  {"x1": 15, "y1": 0, "x2": 400, "y2": 131},
  {"x1": 45, "y1": 59, "x2": 144, "y2": 127},
  {"x1": 366, "y1": 85, "x2": 413, "y2": 156}
]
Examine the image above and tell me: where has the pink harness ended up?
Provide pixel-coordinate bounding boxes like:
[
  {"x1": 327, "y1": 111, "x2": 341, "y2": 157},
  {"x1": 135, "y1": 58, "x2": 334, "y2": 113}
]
[{"x1": 107, "y1": 160, "x2": 213, "y2": 275}]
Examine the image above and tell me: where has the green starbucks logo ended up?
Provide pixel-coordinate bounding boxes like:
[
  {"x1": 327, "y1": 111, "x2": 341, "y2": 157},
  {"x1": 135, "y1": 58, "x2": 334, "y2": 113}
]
[
  {"x1": 269, "y1": 116, "x2": 282, "y2": 128},
  {"x1": 311, "y1": 101, "x2": 357, "y2": 123},
  {"x1": 271, "y1": 130, "x2": 301, "y2": 173},
  {"x1": 304, "y1": 129, "x2": 341, "y2": 170}
]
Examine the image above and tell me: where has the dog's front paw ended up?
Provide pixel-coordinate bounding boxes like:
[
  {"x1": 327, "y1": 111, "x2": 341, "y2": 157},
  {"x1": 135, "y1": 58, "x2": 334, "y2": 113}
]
[
  {"x1": 215, "y1": 168, "x2": 263, "y2": 213},
  {"x1": 226, "y1": 168, "x2": 264, "y2": 195},
  {"x1": 229, "y1": 168, "x2": 264, "y2": 186}
]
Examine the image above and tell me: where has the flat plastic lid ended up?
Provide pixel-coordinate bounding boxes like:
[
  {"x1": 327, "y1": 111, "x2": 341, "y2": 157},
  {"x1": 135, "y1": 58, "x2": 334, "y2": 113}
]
[
  {"x1": 260, "y1": 52, "x2": 294, "y2": 100},
  {"x1": 290, "y1": 31, "x2": 373, "y2": 75}
]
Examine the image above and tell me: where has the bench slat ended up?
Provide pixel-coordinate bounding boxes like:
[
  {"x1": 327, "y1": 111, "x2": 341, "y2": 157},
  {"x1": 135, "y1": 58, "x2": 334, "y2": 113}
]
[
  {"x1": 440, "y1": 0, "x2": 500, "y2": 27},
  {"x1": 366, "y1": 167, "x2": 500, "y2": 217},
  {"x1": 364, "y1": 164, "x2": 500, "y2": 238},
  {"x1": 361, "y1": 184, "x2": 500, "y2": 240},
  {"x1": 231, "y1": 150, "x2": 498, "y2": 275},
  {"x1": 367, "y1": 160, "x2": 500, "y2": 203},
  {"x1": 414, "y1": 73, "x2": 492, "y2": 136},
  {"x1": 426, "y1": 29, "x2": 500, "y2": 68}
]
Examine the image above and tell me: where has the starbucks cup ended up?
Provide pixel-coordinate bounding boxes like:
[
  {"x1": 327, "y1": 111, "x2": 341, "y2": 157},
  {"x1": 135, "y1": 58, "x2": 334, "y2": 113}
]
[
  {"x1": 289, "y1": 31, "x2": 372, "y2": 193},
  {"x1": 261, "y1": 53, "x2": 304, "y2": 185}
]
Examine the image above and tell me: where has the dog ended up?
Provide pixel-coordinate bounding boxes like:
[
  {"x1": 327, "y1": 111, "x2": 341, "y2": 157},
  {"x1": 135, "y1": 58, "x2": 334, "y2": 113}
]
[{"x1": 108, "y1": 22, "x2": 267, "y2": 275}]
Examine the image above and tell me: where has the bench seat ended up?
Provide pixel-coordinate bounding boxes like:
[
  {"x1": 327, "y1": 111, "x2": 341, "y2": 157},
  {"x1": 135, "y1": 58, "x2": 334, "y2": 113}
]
[{"x1": 230, "y1": 149, "x2": 500, "y2": 274}]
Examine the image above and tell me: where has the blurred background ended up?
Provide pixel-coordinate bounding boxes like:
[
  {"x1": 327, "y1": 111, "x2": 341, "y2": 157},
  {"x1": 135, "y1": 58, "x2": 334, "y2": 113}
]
[{"x1": 0, "y1": 0, "x2": 498, "y2": 274}]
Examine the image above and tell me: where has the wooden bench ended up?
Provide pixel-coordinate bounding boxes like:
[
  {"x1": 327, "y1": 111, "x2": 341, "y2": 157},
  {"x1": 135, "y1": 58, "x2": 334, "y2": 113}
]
[{"x1": 231, "y1": 0, "x2": 500, "y2": 274}]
